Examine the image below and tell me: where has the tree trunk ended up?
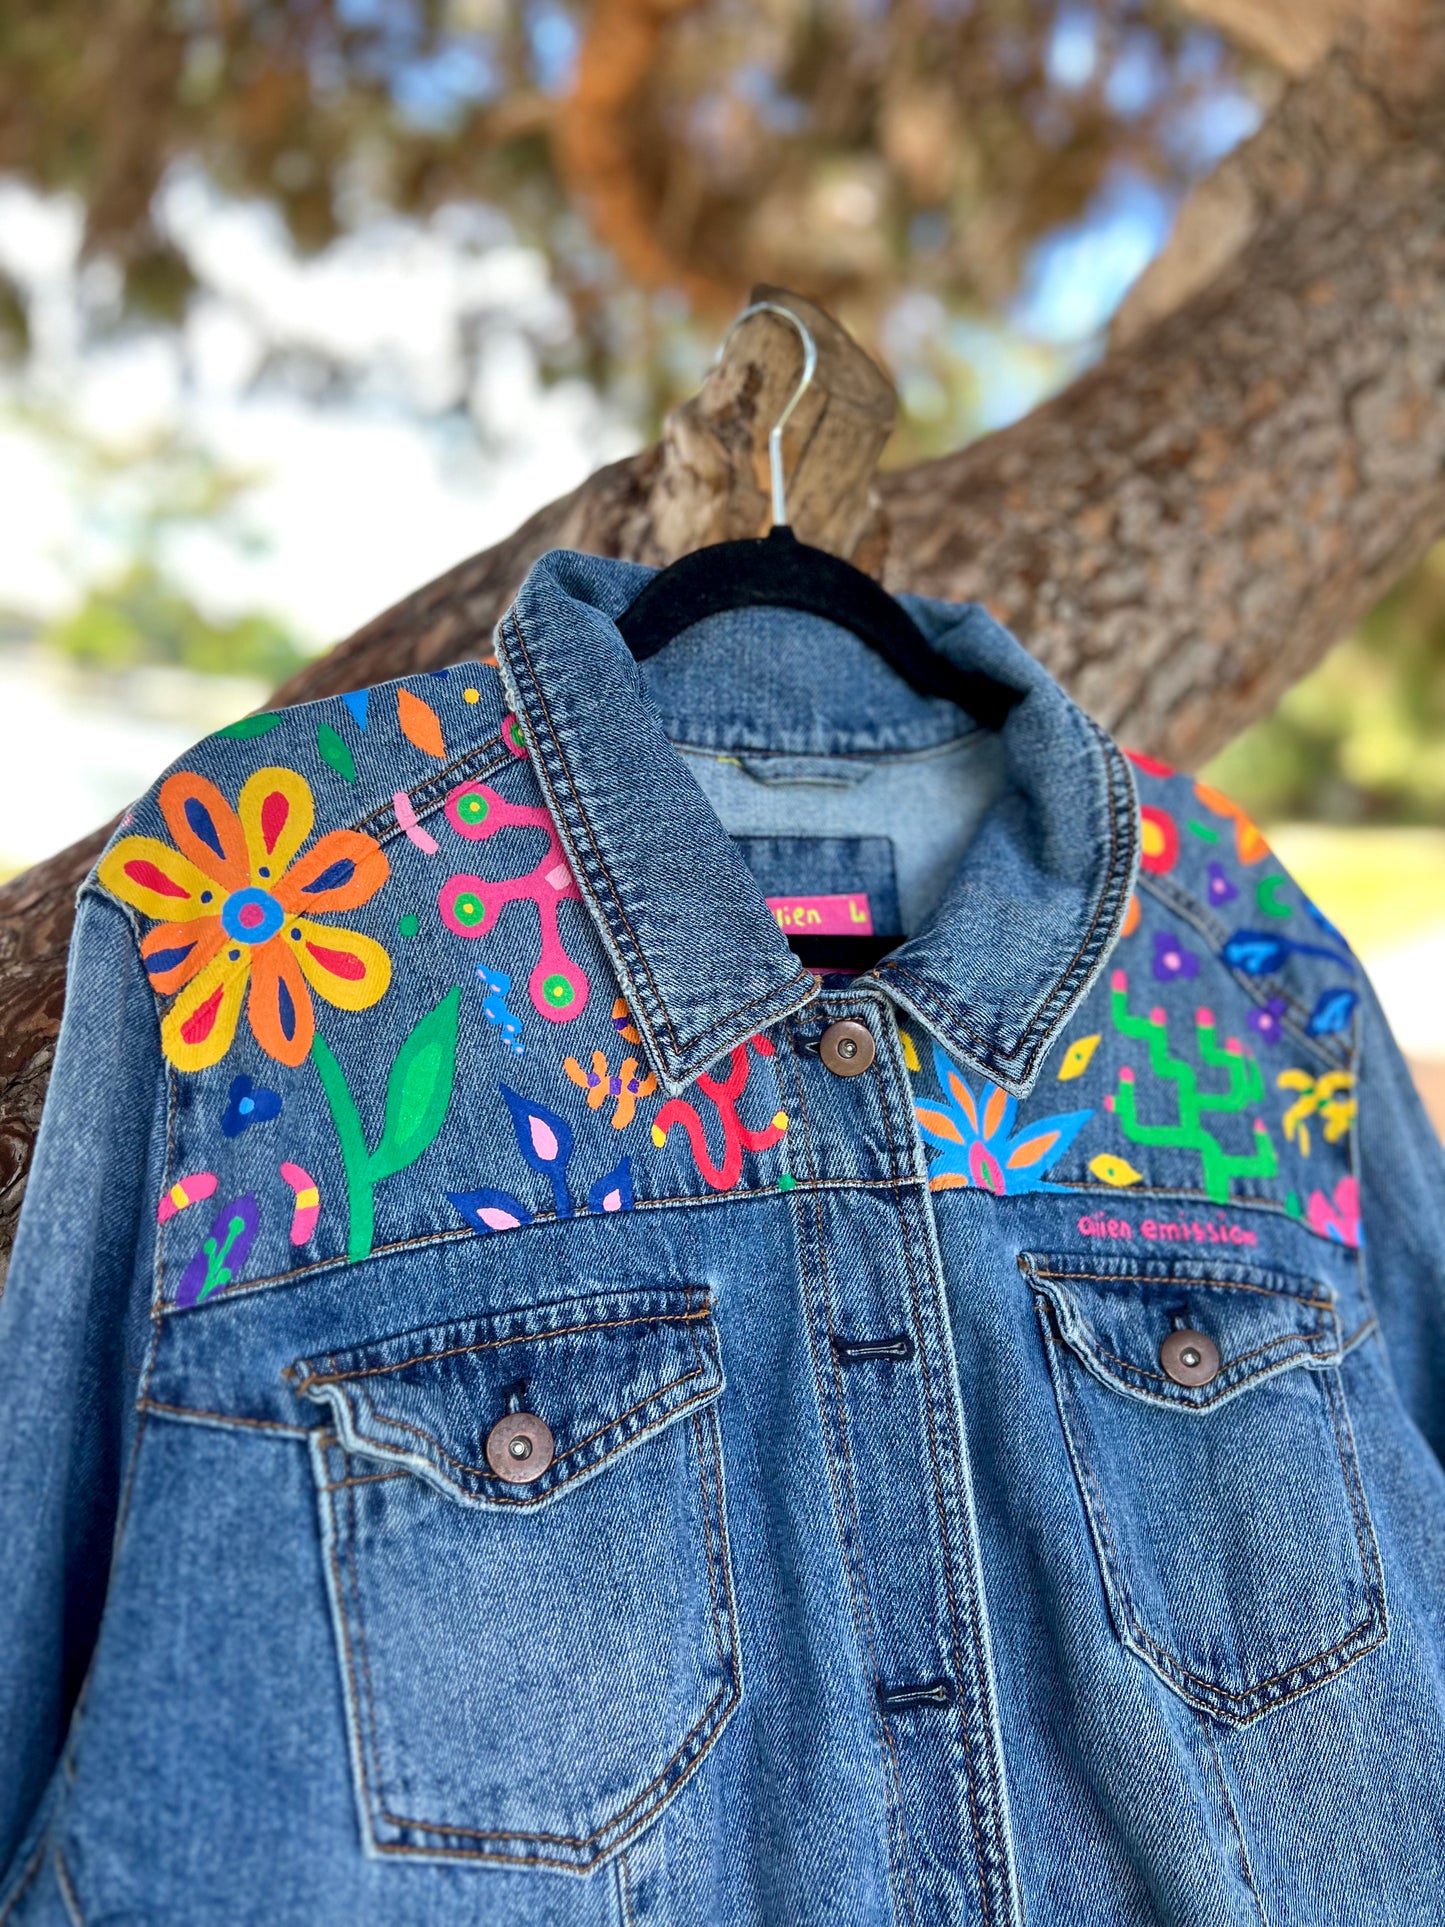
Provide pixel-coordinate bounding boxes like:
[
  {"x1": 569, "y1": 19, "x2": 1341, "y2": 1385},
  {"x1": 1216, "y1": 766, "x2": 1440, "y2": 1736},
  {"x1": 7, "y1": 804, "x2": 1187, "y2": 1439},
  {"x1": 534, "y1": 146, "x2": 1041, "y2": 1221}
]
[{"x1": 2, "y1": 23, "x2": 1444, "y2": 1278}]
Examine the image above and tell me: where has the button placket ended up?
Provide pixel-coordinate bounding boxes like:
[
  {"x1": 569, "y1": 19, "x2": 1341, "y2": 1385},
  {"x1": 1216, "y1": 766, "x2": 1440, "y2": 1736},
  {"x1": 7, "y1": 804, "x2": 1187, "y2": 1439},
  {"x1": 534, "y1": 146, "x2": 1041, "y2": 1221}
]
[{"x1": 784, "y1": 991, "x2": 1023, "y2": 1926}]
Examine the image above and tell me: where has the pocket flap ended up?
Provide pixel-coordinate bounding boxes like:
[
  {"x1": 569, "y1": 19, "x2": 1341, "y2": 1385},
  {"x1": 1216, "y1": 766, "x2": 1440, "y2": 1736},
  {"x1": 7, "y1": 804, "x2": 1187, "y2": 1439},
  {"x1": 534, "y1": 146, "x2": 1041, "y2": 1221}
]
[
  {"x1": 288, "y1": 1284, "x2": 721, "y2": 1509},
  {"x1": 1021, "y1": 1253, "x2": 1342, "y2": 1411}
]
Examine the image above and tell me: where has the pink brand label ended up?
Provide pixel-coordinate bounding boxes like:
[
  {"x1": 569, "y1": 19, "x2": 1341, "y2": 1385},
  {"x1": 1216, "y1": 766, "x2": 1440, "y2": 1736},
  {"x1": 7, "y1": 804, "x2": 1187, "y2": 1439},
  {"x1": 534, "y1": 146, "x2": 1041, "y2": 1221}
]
[{"x1": 767, "y1": 893, "x2": 873, "y2": 936}]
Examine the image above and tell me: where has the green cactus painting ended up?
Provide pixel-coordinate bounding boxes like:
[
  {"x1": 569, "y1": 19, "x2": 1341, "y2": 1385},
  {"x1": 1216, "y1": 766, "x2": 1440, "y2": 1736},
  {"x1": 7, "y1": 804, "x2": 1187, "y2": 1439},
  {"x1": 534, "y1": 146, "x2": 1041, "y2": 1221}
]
[{"x1": 1105, "y1": 968, "x2": 1278, "y2": 1205}]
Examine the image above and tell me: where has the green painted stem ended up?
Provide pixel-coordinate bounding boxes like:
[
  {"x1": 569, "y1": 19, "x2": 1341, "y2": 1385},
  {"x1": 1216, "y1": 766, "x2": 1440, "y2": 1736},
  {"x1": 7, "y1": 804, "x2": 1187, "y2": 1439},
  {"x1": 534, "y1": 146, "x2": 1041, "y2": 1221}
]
[{"x1": 312, "y1": 1032, "x2": 376, "y2": 1262}]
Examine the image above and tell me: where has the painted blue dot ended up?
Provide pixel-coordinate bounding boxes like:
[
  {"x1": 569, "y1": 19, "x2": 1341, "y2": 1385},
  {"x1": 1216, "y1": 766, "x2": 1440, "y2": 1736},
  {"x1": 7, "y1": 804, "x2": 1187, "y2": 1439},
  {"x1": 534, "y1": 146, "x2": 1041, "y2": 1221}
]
[
  {"x1": 290, "y1": 927, "x2": 302, "y2": 940},
  {"x1": 219, "y1": 885, "x2": 285, "y2": 947},
  {"x1": 229, "y1": 949, "x2": 241, "y2": 961},
  {"x1": 239, "y1": 1097, "x2": 254, "y2": 1115},
  {"x1": 200, "y1": 891, "x2": 213, "y2": 904},
  {"x1": 258, "y1": 866, "x2": 270, "y2": 879}
]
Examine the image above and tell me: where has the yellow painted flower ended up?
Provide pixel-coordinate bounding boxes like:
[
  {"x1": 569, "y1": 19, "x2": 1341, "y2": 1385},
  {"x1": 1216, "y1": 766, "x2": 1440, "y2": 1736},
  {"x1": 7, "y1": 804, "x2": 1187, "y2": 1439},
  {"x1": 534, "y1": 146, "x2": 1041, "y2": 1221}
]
[
  {"x1": 1277, "y1": 1069, "x2": 1357, "y2": 1158},
  {"x1": 99, "y1": 767, "x2": 392, "y2": 1072}
]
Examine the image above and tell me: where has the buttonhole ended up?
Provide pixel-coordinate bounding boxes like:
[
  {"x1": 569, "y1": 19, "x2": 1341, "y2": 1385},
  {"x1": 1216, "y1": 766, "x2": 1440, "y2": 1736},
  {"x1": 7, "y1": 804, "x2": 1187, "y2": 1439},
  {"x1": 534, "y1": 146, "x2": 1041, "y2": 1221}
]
[
  {"x1": 832, "y1": 1334, "x2": 916, "y2": 1364},
  {"x1": 499, "y1": 1377, "x2": 528, "y2": 1416},
  {"x1": 877, "y1": 1678, "x2": 956, "y2": 1715}
]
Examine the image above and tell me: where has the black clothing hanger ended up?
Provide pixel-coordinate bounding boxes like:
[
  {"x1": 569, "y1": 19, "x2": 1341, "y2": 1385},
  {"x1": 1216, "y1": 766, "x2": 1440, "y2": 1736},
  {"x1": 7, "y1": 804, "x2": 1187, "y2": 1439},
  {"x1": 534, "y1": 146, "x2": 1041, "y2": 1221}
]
[{"x1": 617, "y1": 302, "x2": 1021, "y2": 733}]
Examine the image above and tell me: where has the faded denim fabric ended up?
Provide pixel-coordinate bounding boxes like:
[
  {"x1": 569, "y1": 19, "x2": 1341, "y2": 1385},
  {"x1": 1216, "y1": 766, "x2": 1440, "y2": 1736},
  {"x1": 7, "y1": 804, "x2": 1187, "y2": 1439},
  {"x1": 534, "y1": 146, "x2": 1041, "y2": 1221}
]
[{"x1": 4, "y1": 546, "x2": 1445, "y2": 1927}]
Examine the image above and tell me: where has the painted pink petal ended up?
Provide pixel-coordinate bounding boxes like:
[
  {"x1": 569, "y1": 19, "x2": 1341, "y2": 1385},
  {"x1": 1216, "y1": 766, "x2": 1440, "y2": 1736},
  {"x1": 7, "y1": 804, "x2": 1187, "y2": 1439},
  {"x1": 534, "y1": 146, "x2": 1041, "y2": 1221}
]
[
  {"x1": 393, "y1": 790, "x2": 439, "y2": 855},
  {"x1": 479, "y1": 1205, "x2": 524, "y2": 1231},
  {"x1": 530, "y1": 1117, "x2": 559, "y2": 1161}
]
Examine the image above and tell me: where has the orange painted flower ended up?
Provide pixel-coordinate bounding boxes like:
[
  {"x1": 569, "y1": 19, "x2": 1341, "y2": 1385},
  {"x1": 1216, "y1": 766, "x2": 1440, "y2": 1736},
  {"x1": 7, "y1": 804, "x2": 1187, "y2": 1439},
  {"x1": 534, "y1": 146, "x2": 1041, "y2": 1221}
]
[{"x1": 99, "y1": 767, "x2": 392, "y2": 1072}]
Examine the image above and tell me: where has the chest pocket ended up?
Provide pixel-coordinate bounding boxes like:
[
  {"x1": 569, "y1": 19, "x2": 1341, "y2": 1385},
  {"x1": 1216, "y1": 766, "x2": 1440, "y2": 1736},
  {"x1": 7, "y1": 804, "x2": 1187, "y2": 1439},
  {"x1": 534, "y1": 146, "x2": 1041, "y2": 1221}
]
[
  {"x1": 1021, "y1": 1253, "x2": 1385, "y2": 1726},
  {"x1": 288, "y1": 1284, "x2": 739, "y2": 1873}
]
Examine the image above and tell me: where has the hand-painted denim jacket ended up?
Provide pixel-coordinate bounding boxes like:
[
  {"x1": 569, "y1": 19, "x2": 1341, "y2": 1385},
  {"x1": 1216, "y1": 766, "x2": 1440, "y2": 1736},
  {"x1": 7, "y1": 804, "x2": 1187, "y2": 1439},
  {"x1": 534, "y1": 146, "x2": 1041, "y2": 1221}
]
[{"x1": 5, "y1": 547, "x2": 1445, "y2": 1927}]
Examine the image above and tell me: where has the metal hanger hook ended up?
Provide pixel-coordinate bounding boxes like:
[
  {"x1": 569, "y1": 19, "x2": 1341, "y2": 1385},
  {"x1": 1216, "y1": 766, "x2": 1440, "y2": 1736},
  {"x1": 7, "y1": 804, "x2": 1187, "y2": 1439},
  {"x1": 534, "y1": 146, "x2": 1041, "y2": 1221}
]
[{"x1": 718, "y1": 300, "x2": 818, "y2": 528}]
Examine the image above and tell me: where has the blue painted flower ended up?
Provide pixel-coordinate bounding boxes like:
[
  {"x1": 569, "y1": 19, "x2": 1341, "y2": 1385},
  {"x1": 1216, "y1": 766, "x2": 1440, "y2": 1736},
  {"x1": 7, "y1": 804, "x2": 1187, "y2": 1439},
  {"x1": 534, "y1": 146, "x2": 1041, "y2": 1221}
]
[
  {"x1": 500, "y1": 1084, "x2": 576, "y2": 1217},
  {"x1": 221, "y1": 1073, "x2": 282, "y2": 1138},
  {"x1": 587, "y1": 1155, "x2": 634, "y2": 1214},
  {"x1": 447, "y1": 1186, "x2": 534, "y2": 1234},
  {"x1": 914, "y1": 1043, "x2": 1092, "y2": 1195}
]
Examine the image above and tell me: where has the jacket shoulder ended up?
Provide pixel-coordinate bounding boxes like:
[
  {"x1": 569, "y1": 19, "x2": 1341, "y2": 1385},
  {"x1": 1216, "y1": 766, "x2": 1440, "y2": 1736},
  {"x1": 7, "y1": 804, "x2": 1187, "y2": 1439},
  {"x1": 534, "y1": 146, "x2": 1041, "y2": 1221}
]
[
  {"x1": 90, "y1": 662, "x2": 512, "y2": 1074},
  {"x1": 1123, "y1": 747, "x2": 1361, "y2": 1067},
  {"x1": 917, "y1": 747, "x2": 1369, "y2": 1245}
]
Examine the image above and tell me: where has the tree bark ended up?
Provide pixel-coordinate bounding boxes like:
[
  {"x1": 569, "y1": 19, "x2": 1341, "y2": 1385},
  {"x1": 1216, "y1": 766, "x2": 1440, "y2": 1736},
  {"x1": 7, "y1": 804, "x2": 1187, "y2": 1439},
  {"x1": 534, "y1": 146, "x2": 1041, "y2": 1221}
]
[{"x1": 2, "y1": 25, "x2": 1445, "y2": 1278}]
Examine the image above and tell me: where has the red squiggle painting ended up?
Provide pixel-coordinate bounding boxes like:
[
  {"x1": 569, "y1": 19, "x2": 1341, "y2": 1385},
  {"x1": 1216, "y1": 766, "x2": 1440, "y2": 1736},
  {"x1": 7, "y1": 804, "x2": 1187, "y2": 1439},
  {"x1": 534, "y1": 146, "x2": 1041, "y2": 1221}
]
[{"x1": 650, "y1": 1035, "x2": 788, "y2": 1192}]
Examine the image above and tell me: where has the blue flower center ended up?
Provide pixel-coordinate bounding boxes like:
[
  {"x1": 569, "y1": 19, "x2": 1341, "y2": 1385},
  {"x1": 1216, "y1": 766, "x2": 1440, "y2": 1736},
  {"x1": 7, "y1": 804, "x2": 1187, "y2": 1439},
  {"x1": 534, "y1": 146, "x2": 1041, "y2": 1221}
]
[{"x1": 220, "y1": 886, "x2": 285, "y2": 946}]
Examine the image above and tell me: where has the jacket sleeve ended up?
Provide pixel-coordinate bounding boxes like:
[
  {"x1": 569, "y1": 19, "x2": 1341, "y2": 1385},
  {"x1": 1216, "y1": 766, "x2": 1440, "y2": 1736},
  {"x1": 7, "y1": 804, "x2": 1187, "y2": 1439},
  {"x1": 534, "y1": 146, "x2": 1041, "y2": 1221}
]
[
  {"x1": 0, "y1": 888, "x2": 165, "y2": 1877},
  {"x1": 1354, "y1": 972, "x2": 1445, "y2": 1469}
]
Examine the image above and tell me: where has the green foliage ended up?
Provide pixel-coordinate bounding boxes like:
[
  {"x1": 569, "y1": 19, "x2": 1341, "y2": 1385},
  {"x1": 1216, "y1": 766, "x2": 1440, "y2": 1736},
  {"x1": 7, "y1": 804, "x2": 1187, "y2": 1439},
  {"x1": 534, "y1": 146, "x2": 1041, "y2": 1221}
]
[
  {"x1": 372, "y1": 991, "x2": 462, "y2": 1183},
  {"x1": 0, "y1": 0, "x2": 1257, "y2": 410},
  {"x1": 194, "y1": 1205, "x2": 253, "y2": 1306},
  {"x1": 42, "y1": 562, "x2": 307, "y2": 684},
  {"x1": 316, "y1": 721, "x2": 357, "y2": 782},
  {"x1": 1204, "y1": 542, "x2": 1445, "y2": 826}
]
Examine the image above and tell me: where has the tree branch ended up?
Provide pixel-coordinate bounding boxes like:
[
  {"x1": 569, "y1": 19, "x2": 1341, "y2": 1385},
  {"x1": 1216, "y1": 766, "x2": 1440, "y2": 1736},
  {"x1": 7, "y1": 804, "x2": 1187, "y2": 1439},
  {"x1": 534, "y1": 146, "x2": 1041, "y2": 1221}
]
[
  {"x1": 554, "y1": 0, "x2": 741, "y2": 315},
  {"x1": 1115, "y1": 0, "x2": 1443, "y2": 341}
]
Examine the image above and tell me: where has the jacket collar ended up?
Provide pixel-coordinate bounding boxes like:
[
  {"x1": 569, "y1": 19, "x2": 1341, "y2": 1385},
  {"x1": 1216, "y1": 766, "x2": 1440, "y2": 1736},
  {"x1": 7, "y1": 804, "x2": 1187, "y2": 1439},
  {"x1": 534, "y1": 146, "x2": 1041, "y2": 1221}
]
[{"x1": 494, "y1": 548, "x2": 1138, "y2": 1100}]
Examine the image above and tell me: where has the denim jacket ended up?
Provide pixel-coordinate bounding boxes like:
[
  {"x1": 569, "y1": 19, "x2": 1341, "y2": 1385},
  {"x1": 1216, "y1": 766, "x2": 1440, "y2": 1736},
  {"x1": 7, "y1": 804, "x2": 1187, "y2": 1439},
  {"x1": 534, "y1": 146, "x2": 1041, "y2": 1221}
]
[{"x1": 4, "y1": 547, "x2": 1445, "y2": 1927}]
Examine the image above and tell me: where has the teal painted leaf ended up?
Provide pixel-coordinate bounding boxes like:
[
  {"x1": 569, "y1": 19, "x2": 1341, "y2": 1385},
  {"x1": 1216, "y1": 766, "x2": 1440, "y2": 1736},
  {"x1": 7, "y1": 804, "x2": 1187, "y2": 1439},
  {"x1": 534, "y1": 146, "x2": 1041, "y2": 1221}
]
[{"x1": 217, "y1": 713, "x2": 282, "y2": 741}]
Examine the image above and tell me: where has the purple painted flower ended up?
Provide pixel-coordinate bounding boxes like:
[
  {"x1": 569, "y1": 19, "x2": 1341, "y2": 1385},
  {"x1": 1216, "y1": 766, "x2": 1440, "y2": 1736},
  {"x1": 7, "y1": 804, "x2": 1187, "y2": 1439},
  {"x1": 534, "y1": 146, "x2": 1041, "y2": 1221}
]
[
  {"x1": 1151, "y1": 929, "x2": 1200, "y2": 983},
  {"x1": 1207, "y1": 861, "x2": 1239, "y2": 906},
  {"x1": 1247, "y1": 995, "x2": 1288, "y2": 1046}
]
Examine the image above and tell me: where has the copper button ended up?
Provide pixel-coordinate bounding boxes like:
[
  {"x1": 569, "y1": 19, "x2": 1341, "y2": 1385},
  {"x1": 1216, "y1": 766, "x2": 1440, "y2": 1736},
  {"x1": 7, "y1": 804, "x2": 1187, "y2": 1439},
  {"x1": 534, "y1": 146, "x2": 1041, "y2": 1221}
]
[
  {"x1": 1159, "y1": 1328, "x2": 1220, "y2": 1387},
  {"x1": 820, "y1": 1020, "x2": 876, "y2": 1077},
  {"x1": 485, "y1": 1410, "x2": 555, "y2": 1483}
]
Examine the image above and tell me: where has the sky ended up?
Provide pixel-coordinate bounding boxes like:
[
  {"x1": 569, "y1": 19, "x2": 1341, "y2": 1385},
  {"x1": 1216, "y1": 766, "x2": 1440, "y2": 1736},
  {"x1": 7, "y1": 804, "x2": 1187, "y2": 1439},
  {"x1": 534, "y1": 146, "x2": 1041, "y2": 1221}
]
[{"x1": 0, "y1": 173, "x2": 635, "y2": 644}]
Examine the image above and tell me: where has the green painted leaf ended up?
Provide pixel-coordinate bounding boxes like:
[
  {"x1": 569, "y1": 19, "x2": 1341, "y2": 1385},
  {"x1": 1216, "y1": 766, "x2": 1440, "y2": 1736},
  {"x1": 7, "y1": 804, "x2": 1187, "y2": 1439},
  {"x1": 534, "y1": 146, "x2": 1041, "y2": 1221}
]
[
  {"x1": 317, "y1": 720, "x2": 357, "y2": 781},
  {"x1": 370, "y1": 988, "x2": 461, "y2": 1182},
  {"x1": 217, "y1": 713, "x2": 282, "y2": 740}
]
